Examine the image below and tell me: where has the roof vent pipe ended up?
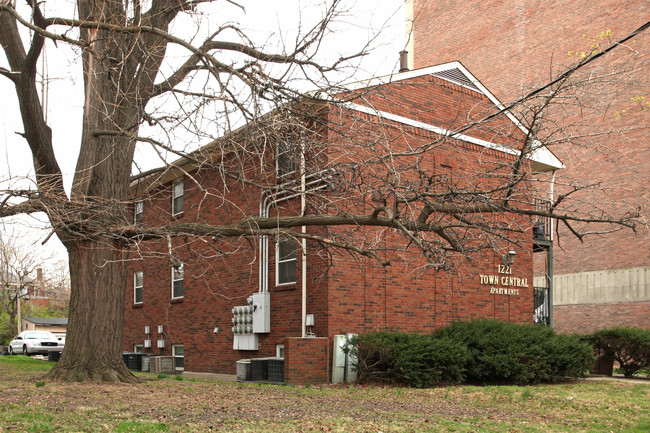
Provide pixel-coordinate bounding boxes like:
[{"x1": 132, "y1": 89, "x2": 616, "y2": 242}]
[{"x1": 399, "y1": 51, "x2": 409, "y2": 73}]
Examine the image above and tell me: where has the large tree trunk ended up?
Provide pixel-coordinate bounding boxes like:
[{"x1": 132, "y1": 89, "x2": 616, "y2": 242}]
[{"x1": 46, "y1": 240, "x2": 135, "y2": 382}]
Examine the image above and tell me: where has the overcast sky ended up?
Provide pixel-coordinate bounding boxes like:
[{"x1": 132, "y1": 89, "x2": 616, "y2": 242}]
[{"x1": 0, "y1": 0, "x2": 407, "y2": 266}]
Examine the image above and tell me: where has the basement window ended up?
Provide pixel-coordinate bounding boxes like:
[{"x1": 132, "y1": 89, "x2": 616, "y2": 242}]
[
  {"x1": 276, "y1": 238, "x2": 297, "y2": 285},
  {"x1": 172, "y1": 181, "x2": 184, "y2": 215},
  {"x1": 172, "y1": 345, "x2": 184, "y2": 371}
]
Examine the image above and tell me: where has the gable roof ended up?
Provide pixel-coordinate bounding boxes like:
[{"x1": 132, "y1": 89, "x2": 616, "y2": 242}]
[
  {"x1": 341, "y1": 61, "x2": 563, "y2": 172},
  {"x1": 131, "y1": 61, "x2": 562, "y2": 194},
  {"x1": 24, "y1": 317, "x2": 68, "y2": 326}
]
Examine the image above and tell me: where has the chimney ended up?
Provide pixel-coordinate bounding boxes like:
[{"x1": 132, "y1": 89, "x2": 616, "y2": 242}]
[
  {"x1": 399, "y1": 51, "x2": 409, "y2": 73},
  {"x1": 37, "y1": 268, "x2": 43, "y2": 282}
]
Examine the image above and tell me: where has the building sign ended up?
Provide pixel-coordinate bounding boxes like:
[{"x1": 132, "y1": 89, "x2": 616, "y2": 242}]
[{"x1": 480, "y1": 265, "x2": 528, "y2": 296}]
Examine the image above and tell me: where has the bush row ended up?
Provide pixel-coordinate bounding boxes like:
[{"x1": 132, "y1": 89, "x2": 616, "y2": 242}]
[{"x1": 347, "y1": 319, "x2": 594, "y2": 387}]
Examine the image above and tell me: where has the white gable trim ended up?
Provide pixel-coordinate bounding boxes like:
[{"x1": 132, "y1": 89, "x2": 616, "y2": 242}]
[
  {"x1": 341, "y1": 62, "x2": 563, "y2": 171},
  {"x1": 342, "y1": 102, "x2": 564, "y2": 171}
]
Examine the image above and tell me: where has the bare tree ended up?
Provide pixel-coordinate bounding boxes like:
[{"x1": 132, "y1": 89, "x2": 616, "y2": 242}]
[
  {"x1": 0, "y1": 233, "x2": 48, "y2": 340},
  {"x1": 21, "y1": 260, "x2": 70, "y2": 318},
  {"x1": 0, "y1": 0, "x2": 377, "y2": 382},
  {"x1": 0, "y1": 0, "x2": 646, "y2": 383},
  {"x1": 42, "y1": 260, "x2": 71, "y2": 315}
]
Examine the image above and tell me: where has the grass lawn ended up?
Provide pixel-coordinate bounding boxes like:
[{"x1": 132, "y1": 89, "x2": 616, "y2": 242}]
[{"x1": 0, "y1": 356, "x2": 648, "y2": 432}]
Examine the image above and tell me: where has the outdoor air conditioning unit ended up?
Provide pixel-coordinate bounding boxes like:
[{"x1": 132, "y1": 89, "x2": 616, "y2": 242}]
[
  {"x1": 144, "y1": 339, "x2": 152, "y2": 348},
  {"x1": 157, "y1": 339, "x2": 165, "y2": 348},
  {"x1": 150, "y1": 356, "x2": 174, "y2": 374}
]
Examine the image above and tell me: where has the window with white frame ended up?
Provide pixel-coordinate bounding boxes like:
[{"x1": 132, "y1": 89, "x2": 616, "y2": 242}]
[
  {"x1": 134, "y1": 271, "x2": 144, "y2": 304},
  {"x1": 276, "y1": 344, "x2": 285, "y2": 358},
  {"x1": 276, "y1": 238, "x2": 297, "y2": 285},
  {"x1": 172, "y1": 181, "x2": 184, "y2": 215},
  {"x1": 172, "y1": 264, "x2": 184, "y2": 299},
  {"x1": 134, "y1": 344, "x2": 144, "y2": 353},
  {"x1": 134, "y1": 200, "x2": 143, "y2": 223},
  {"x1": 172, "y1": 344, "x2": 184, "y2": 371},
  {"x1": 276, "y1": 140, "x2": 296, "y2": 177}
]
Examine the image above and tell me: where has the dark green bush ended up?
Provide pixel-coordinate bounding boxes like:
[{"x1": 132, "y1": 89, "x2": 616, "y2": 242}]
[
  {"x1": 348, "y1": 331, "x2": 468, "y2": 387},
  {"x1": 591, "y1": 327, "x2": 650, "y2": 378},
  {"x1": 435, "y1": 319, "x2": 593, "y2": 384},
  {"x1": 349, "y1": 321, "x2": 594, "y2": 387}
]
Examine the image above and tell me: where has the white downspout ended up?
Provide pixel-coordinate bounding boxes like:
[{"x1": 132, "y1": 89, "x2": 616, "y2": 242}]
[
  {"x1": 300, "y1": 143, "x2": 307, "y2": 338},
  {"x1": 549, "y1": 170, "x2": 556, "y2": 241}
]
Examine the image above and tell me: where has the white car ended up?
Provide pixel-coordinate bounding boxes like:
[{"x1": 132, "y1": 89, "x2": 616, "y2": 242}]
[{"x1": 8, "y1": 331, "x2": 64, "y2": 356}]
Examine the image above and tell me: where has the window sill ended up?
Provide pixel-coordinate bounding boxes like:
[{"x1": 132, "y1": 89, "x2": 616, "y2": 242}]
[
  {"x1": 275, "y1": 283, "x2": 297, "y2": 292},
  {"x1": 170, "y1": 298, "x2": 184, "y2": 304},
  {"x1": 132, "y1": 303, "x2": 144, "y2": 309}
]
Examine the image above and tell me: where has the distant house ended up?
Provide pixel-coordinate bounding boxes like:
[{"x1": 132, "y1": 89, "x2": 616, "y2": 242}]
[
  {"x1": 25, "y1": 269, "x2": 49, "y2": 307},
  {"x1": 23, "y1": 317, "x2": 68, "y2": 336},
  {"x1": 1, "y1": 268, "x2": 49, "y2": 307}
]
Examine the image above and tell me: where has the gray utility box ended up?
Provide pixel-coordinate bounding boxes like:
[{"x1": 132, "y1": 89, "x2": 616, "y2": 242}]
[
  {"x1": 251, "y1": 292, "x2": 270, "y2": 333},
  {"x1": 141, "y1": 355, "x2": 152, "y2": 372},
  {"x1": 236, "y1": 359, "x2": 251, "y2": 381},
  {"x1": 232, "y1": 292, "x2": 271, "y2": 351}
]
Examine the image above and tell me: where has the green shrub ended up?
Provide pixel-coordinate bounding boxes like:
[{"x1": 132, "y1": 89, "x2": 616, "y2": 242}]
[
  {"x1": 591, "y1": 327, "x2": 650, "y2": 378},
  {"x1": 540, "y1": 331, "x2": 595, "y2": 381},
  {"x1": 348, "y1": 331, "x2": 468, "y2": 387},
  {"x1": 435, "y1": 319, "x2": 593, "y2": 384},
  {"x1": 349, "y1": 321, "x2": 594, "y2": 387}
]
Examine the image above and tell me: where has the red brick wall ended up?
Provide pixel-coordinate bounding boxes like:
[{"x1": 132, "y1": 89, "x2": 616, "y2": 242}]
[
  {"x1": 124, "y1": 155, "x2": 309, "y2": 373},
  {"x1": 124, "y1": 73, "x2": 540, "y2": 376},
  {"x1": 325, "y1": 238, "x2": 534, "y2": 337},
  {"x1": 554, "y1": 301, "x2": 650, "y2": 334},
  {"x1": 347, "y1": 75, "x2": 523, "y2": 147},
  {"x1": 411, "y1": 0, "x2": 650, "y2": 334},
  {"x1": 322, "y1": 91, "x2": 536, "y2": 337},
  {"x1": 411, "y1": 0, "x2": 649, "y2": 275},
  {"x1": 284, "y1": 337, "x2": 329, "y2": 385}
]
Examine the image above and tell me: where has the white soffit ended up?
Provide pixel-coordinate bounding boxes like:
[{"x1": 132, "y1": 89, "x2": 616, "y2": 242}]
[
  {"x1": 342, "y1": 102, "x2": 563, "y2": 172},
  {"x1": 341, "y1": 61, "x2": 563, "y2": 171}
]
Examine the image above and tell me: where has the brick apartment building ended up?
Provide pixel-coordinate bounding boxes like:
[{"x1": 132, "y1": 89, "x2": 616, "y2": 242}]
[
  {"x1": 407, "y1": 0, "x2": 649, "y2": 333},
  {"x1": 123, "y1": 63, "x2": 562, "y2": 381}
]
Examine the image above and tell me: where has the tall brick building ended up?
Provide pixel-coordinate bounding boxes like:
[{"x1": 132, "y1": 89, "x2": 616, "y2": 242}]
[
  {"x1": 408, "y1": 0, "x2": 649, "y2": 333},
  {"x1": 123, "y1": 63, "x2": 561, "y2": 380}
]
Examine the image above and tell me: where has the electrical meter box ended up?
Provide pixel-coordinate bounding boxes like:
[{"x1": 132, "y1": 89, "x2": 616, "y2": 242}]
[
  {"x1": 232, "y1": 302, "x2": 257, "y2": 350},
  {"x1": 251, "y1": 292, "x2": 270, "y2": 333},
  {"x1": 231, "y1": 292, "x2": 270, "y2": 350}
]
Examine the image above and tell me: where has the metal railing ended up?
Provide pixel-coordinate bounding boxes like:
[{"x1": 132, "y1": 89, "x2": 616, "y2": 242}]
[
  {"x1": 533, "y1": 199, "x2": 552, "y2": 241},
  {"x1": 533, "y1": 286, "x2": 550, "y2": 326}
]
